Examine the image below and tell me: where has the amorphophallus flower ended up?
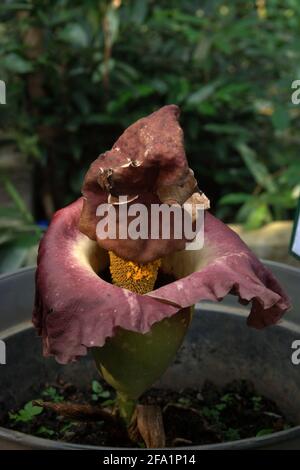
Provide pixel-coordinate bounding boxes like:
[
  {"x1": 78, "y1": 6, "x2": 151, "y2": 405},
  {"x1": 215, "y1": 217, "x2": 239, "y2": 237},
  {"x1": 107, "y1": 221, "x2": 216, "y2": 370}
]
[{"x1": 33, "y1": 105, "x2": 290, "y2": 440}]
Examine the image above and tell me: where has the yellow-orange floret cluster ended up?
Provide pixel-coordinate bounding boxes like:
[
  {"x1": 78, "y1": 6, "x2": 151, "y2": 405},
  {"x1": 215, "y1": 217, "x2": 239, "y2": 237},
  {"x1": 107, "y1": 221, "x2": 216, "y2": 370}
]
[{"x1": 109, "y1": 251, "x2": 161, "y2": 294}]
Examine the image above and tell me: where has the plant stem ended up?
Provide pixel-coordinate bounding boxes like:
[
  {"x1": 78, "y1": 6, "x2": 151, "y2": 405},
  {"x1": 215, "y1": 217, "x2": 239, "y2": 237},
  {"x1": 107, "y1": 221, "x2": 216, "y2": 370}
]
[{"x1": 116, "y1": 392, "x2": 137, "y2": 425}]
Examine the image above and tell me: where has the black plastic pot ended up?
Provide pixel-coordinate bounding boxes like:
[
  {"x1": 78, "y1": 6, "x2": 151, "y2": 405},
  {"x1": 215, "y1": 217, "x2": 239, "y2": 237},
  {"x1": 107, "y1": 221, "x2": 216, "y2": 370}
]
[{"x1": 0, "y1": 262, "x2": 300, "y2": 450}]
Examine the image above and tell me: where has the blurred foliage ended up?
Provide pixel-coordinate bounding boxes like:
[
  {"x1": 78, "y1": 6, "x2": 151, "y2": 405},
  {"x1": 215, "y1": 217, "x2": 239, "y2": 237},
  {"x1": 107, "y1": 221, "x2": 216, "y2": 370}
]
[
  {"x1": 0, "y1": 0, "x2": 300, "y2": 230},
  {"x1": 0, "y1": 176, "x2": 42, "y2": 272}
]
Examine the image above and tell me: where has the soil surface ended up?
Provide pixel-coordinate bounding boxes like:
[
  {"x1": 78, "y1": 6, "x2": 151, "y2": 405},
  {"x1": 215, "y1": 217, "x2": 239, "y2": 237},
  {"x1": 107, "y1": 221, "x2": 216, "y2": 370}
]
[{"x1": 1, "y1": 377, "x2": 293, "y2": 447}]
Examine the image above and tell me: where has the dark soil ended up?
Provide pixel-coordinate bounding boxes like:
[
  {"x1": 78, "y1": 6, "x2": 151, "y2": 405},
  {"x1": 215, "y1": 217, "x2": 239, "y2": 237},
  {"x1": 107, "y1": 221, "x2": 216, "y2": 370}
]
[{"x1": 1, "y1": 377, "x2": 293, "y2": 447}]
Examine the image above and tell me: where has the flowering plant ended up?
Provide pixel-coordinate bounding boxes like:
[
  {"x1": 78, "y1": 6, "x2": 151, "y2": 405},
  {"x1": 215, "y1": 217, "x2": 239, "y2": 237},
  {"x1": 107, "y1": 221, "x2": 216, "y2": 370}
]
[{"x1": 33, "y1": 106, "x2": 290, "y2": 446}]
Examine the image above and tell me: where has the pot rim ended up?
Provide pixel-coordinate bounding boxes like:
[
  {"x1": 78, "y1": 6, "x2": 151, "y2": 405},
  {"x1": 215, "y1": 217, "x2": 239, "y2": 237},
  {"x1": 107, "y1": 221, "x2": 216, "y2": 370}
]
[{"x1": 0, "y1": 422, "x2": 300, "y2": 450}]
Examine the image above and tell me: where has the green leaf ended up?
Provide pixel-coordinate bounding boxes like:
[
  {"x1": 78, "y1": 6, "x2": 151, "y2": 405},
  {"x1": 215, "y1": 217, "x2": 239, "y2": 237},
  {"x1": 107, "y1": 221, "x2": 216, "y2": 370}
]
[
  {"x1": 220, "y1": 393, "x2": 234, "y2": 404},
  {"x1": 219, "y1": 193, "x2": 251, "y2": 206},
  {"x1": 0, "y1": 3, "x2": 32, "y2": 12},
  {"x1": 177, "y1": 397, "x2": 191, "y2": 406},
  {"x1": 224, "y1": 428, "x2": 241, "y2": 441},
  {"x1": 59, "y1": 23, "x2": 89, "y2": 48},
  {"x1": 0, "y1": 234, "x2": 39, "y2": 272},
  {"x1": 91, "y1": 380, "x2": 111, "y2": 400},
  {"x1": 11, "y1": 231, "x2": 41, "y2": 248},
  {"x1": 136, "y1": 83, "x2": 154, "y2": 97},
  {"x1": 244, "y1": 204, "x2": 272, "y2": 230},
  {"x1": 60, "y1": 422, "x2": 74, "y2": 434},
  {"x1": 42, "y1": 387, "x2": 64, "y2": 403},
  {"x1": 193, "y1": 36, "x2": 212, "y2": 62},
  {"x1": 116, "y1": 62, "x2": 139, "y2": 81},
  {"x1": 280, "y1": 163, "x2": 300, "y2": 187},
  {"x1": 85, "y1": 114, "x2": 118, "y2": 125},
  {"x1": 215, "y1": 403, "x2": 226, "y2": 411},
  {"x1": 0, "y1": 231, "x2": 16, "y2": 245},
  {"x1": 2, "y1": 53, "x2": 33, "y2": 73},
  {"x1": 9, "y1": 401, "x2": 43, "y2": 423},
  {"x1": 14, "y1": 134, "x2": 41, "y2": 160},
  {"x1": 92, "y1": 380, "x2": 104, "y2": 394},
  {"x1": 101, "y1": 398, "x2": 115, "y2": 407},
  {"x1": 204, "y1": 123, "x2": 249, "y2": 137},
  {"x1": 0, "y1": 207, "x2": 20, "y2": 218},
  {"x1": 197, "y1": 102, "x2": 217, "y2": 116},
  {"x1": 104, "y1": 6, "x2": 119, "y2": 48},
  {"x1": 202, "y1": 407, "x2": 220, "y2": 421},
  {"x1": 0, "y1": 245, "x2": 28, "y2": 274},
  {"x1": 186, "y1": 80, "x2": 222, "y2": 106},
  {"x1": 131, "y1": 0, "x2": 149, "y2": 24},
  {"x1": 271, "y1": 107, "x2": 290, "y2": 131},
  {"x1": 235, "y1": 142, "x2": 277, "y2": 193},
  {"x1": 24, "y1": 401, "x2": 43, "y2": 415},
  {"x1": 0, "y1": 218, "x2": 24, "y2": 230},
  {"x1": 37, "y1": 426, "x2": 55, "y2": 437},
  {"x1": 1, "y1": 177, "x2": 34, "y2": 223}
]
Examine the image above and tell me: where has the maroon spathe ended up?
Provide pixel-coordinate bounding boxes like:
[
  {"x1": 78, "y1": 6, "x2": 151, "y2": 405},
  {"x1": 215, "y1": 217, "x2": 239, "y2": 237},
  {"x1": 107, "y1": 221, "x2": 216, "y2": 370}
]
[{"x1": 33, "y1": 197, "x2": 290, "y2": 364}]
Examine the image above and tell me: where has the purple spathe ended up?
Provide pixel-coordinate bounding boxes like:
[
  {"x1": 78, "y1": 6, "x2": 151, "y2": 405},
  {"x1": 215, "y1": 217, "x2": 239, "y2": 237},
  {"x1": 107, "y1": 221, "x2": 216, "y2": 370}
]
[{"x1": 33, "y1": 198, "x2": 290, "y2": 364}]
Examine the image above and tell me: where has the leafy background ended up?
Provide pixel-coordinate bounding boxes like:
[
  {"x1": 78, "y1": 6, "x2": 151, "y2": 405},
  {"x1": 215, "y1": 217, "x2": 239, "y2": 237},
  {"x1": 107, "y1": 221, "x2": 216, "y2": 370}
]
[{"x1": 0, "y1": 0, "x2": 299, "y2": 271}]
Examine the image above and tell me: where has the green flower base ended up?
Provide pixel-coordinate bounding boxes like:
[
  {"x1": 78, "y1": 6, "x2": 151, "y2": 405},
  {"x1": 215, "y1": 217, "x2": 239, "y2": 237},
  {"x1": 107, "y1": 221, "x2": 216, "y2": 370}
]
[{"x1": 92, "y1": 307, "x2": 192, "y2": 421}]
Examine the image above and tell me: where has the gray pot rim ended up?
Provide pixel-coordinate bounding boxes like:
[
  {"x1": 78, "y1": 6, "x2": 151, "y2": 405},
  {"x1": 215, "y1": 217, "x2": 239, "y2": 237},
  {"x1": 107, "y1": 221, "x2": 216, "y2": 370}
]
[
  {"x1": 1, "y1": 263, "x2": 300, "y2": 450},
  {"x1": 1, "y1": 422, "x2": 300, "y2": 450}
]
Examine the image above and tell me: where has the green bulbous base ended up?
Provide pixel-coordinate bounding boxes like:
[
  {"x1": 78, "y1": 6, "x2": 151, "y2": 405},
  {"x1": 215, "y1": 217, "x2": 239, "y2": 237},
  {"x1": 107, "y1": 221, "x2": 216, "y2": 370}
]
[{"x1": 92, "y1": 307, "x2": 193, "y2": 418}]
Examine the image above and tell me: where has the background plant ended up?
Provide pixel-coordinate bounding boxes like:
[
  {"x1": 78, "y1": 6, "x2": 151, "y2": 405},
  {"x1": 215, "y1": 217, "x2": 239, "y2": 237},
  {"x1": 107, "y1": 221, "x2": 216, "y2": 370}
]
[
  {"x1": 0, "y1": 175, "x2": 42, "y2": 272},
  {"x1": 0, "y1": 0, "x2": 299, "y2": 231}
]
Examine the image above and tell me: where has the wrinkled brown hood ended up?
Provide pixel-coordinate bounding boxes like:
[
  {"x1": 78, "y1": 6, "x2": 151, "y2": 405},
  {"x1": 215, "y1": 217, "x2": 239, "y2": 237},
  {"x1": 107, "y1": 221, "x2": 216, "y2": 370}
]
[{"x1": 79, "y1": 105, "x2": 209, "y2": 263}]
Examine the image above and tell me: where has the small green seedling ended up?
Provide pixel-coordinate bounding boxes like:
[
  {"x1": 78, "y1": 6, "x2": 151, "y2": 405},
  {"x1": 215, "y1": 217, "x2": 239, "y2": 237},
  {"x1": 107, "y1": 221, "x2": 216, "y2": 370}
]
[
  {"x1": 224, "y1": 428, "x2": 241, "y2": 441},
  {"x1": 252, "y1": 396, "x2": 263, "y2": 411},
  {"x1": 202, "y1": 401, "x2": 228, "y2": 428},
  {"x1": 202, "y1": 406, "x2": 221, "y2": 422},
  {"x1": 220, "y1": 393, "x2": 235, "y2": 406},
  {"x1": 37, "y1": 426, "x2": 55, "y2": 437},
  {"x1": 60, "y1": 422, "x2": 74, "y2": 434},
  {"x1": 9, "y1": 401, "x2": 43, "y2": 423},
  {"x1": 256, "y1": 428, "x2": 273, "y2": 437},
  {"x1": 42, "y1": 386, "x2": 64, "y2": 403},
  {"x1": 91, "y1": 380, "x2": 111, "y2": 401},
  {"x1": 177, "y1": 397, "x2": 192, "y2": 407},
  {"x1": 215, "y1": 403, "x2": 227, "y2": 412}
]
